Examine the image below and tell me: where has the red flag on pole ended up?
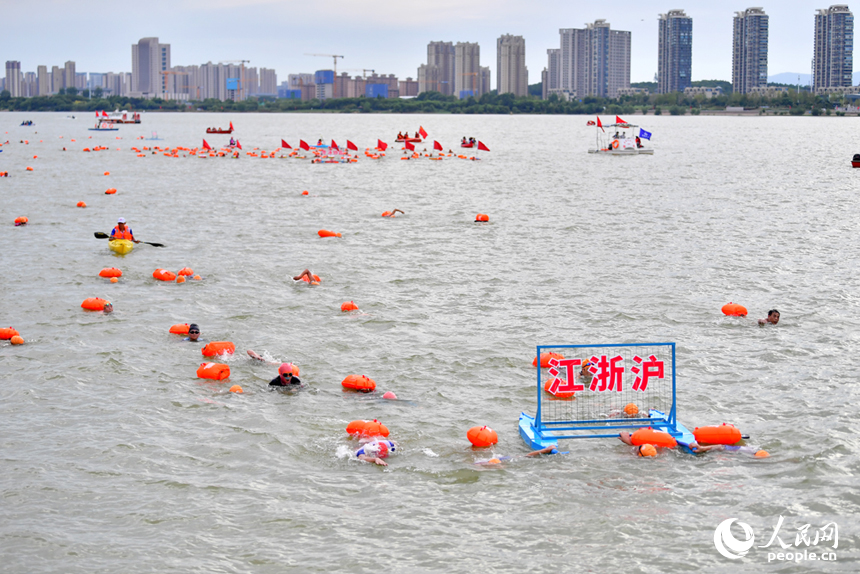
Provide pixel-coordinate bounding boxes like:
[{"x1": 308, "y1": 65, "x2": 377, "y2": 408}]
[
  {"x1": 377, "y1": 139, "x2": 388, "y2": 151},
  {"x1": 102, "y1": 110, "x2": 108, "y2": 117},
  {"x1": 236, "y1": 140, "x2": 242, "y2": 150},
  {"x1": 281, "y1": 139, "x2": 291, "y2": 149},
  {"x1": 300, "y1": 140, "x2": 310, "y2": 151},
  {"x1": 477, "y1": 141, "x2": 490, "y2": 152},
  {"x1": 433, "y1": 140, "x2": 443, "y2": 151},
  {"x1": 597, "y1": 116, "x2": 604, "y2": 132},
  {"x1": 616, "y1": 115, "x2": 627, "y2": 125},
  {"x1": 405, "y1": 141, "x2": 415, "y2": 151},
  {"x1": 229, "y1": 121, "x2": 234, "y2": 130},
  {"x1": 418, "y1": 126, "x2": 428, "y2": 139},
  {"x1": 331, "y1": 140, "x2": 339, "y2": 150},
  {"x1": 347, "y1": 140, "x2": 358, "y2": 151},
  {"x1": 202, "y1": 139, "x2": 212, "y2": 150}
]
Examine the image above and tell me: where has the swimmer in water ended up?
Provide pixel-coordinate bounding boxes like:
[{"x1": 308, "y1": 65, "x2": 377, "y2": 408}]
[
  {"x1": 382, "y1": 209, "x2": 405, "y2": 217},
  {"x1": 269, "y1": 363, "x2": 302, "y2": 387},
  {"x1": 758, "y1": 309, "x2": 780, "y2": 325},
  {"x1": 292, "y1": 269, "x2": 317, "y2": 283},
  {"x1": 618, "y1": 431, "x2": 701, "y2": 456},
  {"x1": 103, "y1": 302, "x2": 113, "y2": 314},
  {"x1": 356, "y1": 439, "x2": 397, "y2": 466},
  {"x1": 184, "y1": 323, "x2": 202, "y2": 342},
  {"x1": 476, "y1": 445, "x2": 559, "y2": 465}
]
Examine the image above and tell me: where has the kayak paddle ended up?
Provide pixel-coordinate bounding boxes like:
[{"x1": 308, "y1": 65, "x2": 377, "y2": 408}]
[{"x1": 94, "y1": 231, "x2": 165, "y2": 247}]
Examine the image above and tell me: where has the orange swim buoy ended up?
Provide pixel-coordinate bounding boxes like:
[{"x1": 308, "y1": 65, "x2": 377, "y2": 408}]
[
  {"x1": 10, "y1": 335, "x2": 24, "y2": 345},
  {"x1": 302, "y1": 190, "x2": 309, "y2": 195},
  {"x1": 693, "y1": 424, "x2": 742, "y2": 445},
  {"x1": 467, "y1": 425, "x2": 499, "y2": 447},
  {"x1": 721, "y1": 302, "x2": 748, "y2": 316},
  {"x1": 341, "y1": 301, "x2": 359, "y2": 312},
  {"x1": 346, "y1": 419, "x2": 390, "y2": 437},
  {"x1": 533, "y1": 352, "x2": 565, "y2": 368},
  {"x1": 105, "y1": 188, "x2": 117, "y2": 195},
  {"x1": 318, "y1": 229, "x2": 342, "y2": 238},
  {"x1": 152, "y1": 269, "x2": 177, "y2": 282},
  {"x1": 77, "y1": 201, "x2": 87, "y2": 208},
  {"x1": 341, "y1": 374, "x2": 376, "y2": 393},
  {"x1": 26, "y1": 167, "x2": 33, "y2": 171},
  {"x1": 81, "y1": 297, "x2": 110, "y2": 311},
  {"x1": 630, "y1": 428, "x2": 677, "y2": 448},
  {"x1": 475, "y1": 213, "x2": 489, "y2": 222},
  {"x1": 177, "y1": 267, "x2": 194, "y2": 276},
  {"x1": 104, "y1": 171, "x2": 110, "y2": 175},
  {"x1": 197, "y1": 362, "x2": 230, "y2": 380},
  {"x1": 543, "y1": 379, "x2": 575, "y2": 399},
  {"x1": 99, "y1": 267, "x2": 122, "y2": 278},
  {"x1": 201, "y1": 341, "x2": 236, "y2": 357},
  {"x1": 0, "y1": 327, "x2": 20, "y2": 340},
  {"x1": 299, "y1": 274, "x2": 321, "y2": 284},
  {"x1": 14, "y1": 216, "x2": 28, "y2": 225},
  {"x1": 169, "y1": 323, "x2": 190, "y2": 335}
]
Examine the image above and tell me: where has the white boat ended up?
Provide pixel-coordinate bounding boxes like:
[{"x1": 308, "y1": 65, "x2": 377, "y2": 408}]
[
  {"x1": 588, "y1": 119, "x2": 654, "y2": 155},
  {"x1": 95, "y1": 110, "x2": 141, "y2": 124}
]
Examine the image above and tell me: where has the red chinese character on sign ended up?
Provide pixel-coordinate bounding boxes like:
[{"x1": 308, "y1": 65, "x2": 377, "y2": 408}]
[
  {"x1": 631, "y1": 355, "x2": 664, "y2": 391},
  {"x1": 587, "y1": 355, "x2": 624, "y2": 392},
  {"x1": 547, "y1": 358, "x2": 584, "y2": 394}
]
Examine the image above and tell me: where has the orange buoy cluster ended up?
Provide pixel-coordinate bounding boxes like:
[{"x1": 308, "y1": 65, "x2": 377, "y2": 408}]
[
  {"x1": 99, "y1": 267, "x2": 122, "y2": 278},
  {"x1": 467, "y1": 425, "x2": 498, "y2": 447},
  {"x1": 693, "y1": 423, "x2": 742, "y2": 445},
  {"x1": 346, "y1": 419, "x2": 390, "y2": 438},
  {"x1": 318, "y1": 229, "x2": 342, "y2": 238},
  {"x1": 202, "y1": 341, "x2": 236, "y2": 357},
  {"x1": 81, "y1": 297, "x2": 110, "y2": 311},
  {"x1": 197, "y1": 362, "x2": 230, "y2": 380},
  {"x1": 77, "y1": 201, "x2": 87, "y2": 208},
  {"x1": 341, "y1": 374, "x2": 376, "y2": 393},
  {"x1": 533, "y1": 352, "x2": 564, "y2": 368},
  {"x1": 721, "y1": 302, "x2": 748, "y2": 316},
  {"x1": 630, "y1": 428, "x2": 678, "y2": 448},
  {"x1": 152, "y1": 269, "x2": 177, "y2": 282},
  {"x1": 341, "y1": 301, "x2": 359, "y2": 312},
  {"x1": 14, "y1": 216, "x2": 28, "y2": 226},
  {"x1": 0, "y1": 327, "x2": 21, "y2": 340},
  {"x1": 105, "y1": 188, "x2": 117, "y2": 195},
  {"x1": 475, "y1": 213, "x2": 489, "y2": 222}
]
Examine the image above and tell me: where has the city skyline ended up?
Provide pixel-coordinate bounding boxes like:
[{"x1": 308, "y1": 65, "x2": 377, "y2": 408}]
[{"x1": 0, "y1": 1, "x2": 850, "y2": 87}]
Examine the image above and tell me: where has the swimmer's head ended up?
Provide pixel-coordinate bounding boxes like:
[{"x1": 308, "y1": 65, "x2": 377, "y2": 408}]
[
  {"x1": 372, "y1": 442, "x2": 390, "y2": 459},
  {"x1": 755, "y1": 450, "x2": 770, "y2": 458},
  {"x1": 638, "y1": 444, "x2": 657, "y2": 457},
  {"x1": 103, "y1": 302, "x2": 113, "y2": 314},
  {"x1": 767, "y1": 309, "x2": 780, "y2": 324},
  {"x1": 487, "y1": 458, "x2": 501, "y2": 464},
  {"x1": 188, "y1": 323, "x2": 200, "y2": 339},
  {"x1": 278, "y1": 363, "x2": 295, "y2": 377}
]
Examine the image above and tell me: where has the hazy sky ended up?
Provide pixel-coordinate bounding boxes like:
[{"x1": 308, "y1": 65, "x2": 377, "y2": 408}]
[{"x1": 0, "y1": 1, "x2": 836, "y2": 83}]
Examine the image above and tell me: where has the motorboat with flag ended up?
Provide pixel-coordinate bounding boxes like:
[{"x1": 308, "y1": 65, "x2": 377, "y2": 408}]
[
  {"x1": 95, "y1": 110, "x2": 141, "y2": 124},
  {"x1": 588, "y1": 115, "x2": 654, "y2": 155},
  {"x1": 207, "y1": 122, "x2": 234, "y2": 134}
]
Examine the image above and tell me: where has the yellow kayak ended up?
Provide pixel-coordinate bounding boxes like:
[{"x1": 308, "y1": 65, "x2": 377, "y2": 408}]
[{"x1": 109, "y1": 239, "x2": 134, "y2": 254}]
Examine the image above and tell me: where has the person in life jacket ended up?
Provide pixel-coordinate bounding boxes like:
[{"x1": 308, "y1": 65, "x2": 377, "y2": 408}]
[{"x1": 110, "y1": 218, "x2": 140, "y2": 243}]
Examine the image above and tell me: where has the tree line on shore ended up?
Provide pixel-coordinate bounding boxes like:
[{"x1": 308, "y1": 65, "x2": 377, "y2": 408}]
[{"x1": 0, "y1": 84, "x2": 851, "y2": 116}]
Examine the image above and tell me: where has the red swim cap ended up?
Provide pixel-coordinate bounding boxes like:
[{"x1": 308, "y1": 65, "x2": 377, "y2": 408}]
[{"x1": 278, "y1": 363, "x2": 294, "y2": 376}]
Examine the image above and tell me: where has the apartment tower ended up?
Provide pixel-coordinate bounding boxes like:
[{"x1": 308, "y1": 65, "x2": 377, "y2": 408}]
[
  {"x1": 454, "y1": 42, "x2": 482, "y2": 98},
  {"x1": 4, "y1": 61, "x2": 22, "y2": 97},
  {"x1": 132, "y1": 37, "x2": 171, "y2": 96},
  {"x1": 813, "y1": 5, "x2": 854, "y2": 89},
  {"x1": 497, "y1": 34, "x2": 528, "y2": 96},
  {"x1": 658, "y1": 10, "x2": 693, "y2": 94},
  {"x1": 732, "y1": 8, "x2": 769, "y2": 94},
  {"x1": 420, "y1": 41, "x2": 455, "y2": 95},
  {"x1": 557, "y1": 21, "x2": 630, "y2": 99}
]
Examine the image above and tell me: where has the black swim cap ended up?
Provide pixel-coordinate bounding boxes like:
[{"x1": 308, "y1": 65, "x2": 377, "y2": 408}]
[{"x1": 189, "y1": 323, "x2": 199, "y2": 331}]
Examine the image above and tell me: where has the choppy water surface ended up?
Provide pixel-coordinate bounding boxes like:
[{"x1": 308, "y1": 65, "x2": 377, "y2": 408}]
[{"x1": 1, "y1": 112, "x2": 858, "y2": 573}]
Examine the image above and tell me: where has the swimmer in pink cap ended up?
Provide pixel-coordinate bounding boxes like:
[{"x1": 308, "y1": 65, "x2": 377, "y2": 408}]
[{"x1": 269, "y1": 362, "x2": 302, "y2": 387}]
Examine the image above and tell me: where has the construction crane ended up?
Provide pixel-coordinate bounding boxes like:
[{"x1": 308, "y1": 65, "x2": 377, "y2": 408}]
[
  {"x1": 340, "y1": 68, "x2": 376, "y2": 80},
  {"x1": 304, "y1": 53, "x2": 344, "y2": 77},
  {"x1": 219, "y1": 60, "x2": 251, "y2": 100}
]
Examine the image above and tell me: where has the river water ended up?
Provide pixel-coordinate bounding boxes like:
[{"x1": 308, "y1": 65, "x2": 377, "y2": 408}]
[{"x1": 1, "y1": 111, "x2": 858, "y2": 573}]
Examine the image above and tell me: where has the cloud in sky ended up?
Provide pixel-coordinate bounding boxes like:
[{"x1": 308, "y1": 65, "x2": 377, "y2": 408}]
[{"x1": 0, "y1": 1, "x2": 832, "y2": 84}]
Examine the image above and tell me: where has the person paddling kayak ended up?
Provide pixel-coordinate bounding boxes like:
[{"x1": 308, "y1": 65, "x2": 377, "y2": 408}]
[{"x1": 111, "y1": 218, "x2": 140, "y2": 243}]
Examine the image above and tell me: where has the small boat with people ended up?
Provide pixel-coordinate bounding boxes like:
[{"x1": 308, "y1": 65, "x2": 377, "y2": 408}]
[
  {"x1": 89, "y1": 119, "x2": 119, "y2": 131},
  {"x1": 207, "y1": 122, "x2": 234, "y2": 134},
  {"x1": 853, "y1": 154, "x2": 860, "y2": 168},
  {"x1": 588, "y1": 115, "x2": 654, "y2": 156},
  {"x1": 461, "y1": 137, "x2": 477, "y2": 148},
  {"x1": 395, "y1": 131, "x2": 422, "y2": 143},
  {"x1": 96, "y1": 110, "x2": 141, "y2": 124},
  {"x1": 20, "y1": 120, "x2": 34, "y2": 126}
]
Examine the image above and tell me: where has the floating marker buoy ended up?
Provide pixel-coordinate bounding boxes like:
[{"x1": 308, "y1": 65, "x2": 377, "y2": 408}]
[
  {"x1": 229, "y1": 385, "x2": 243, "y2": 393},
  {"x1": 81, "y1": 297, "x2": 110, "y2": 311},
  {"x1": 318, "y1": 229, "x2": 342, "y2": 238},
  {"x1": 475, "y1": 213, "x2": 489, "y2": 222},
  {"x1": 341, "y1": 301, "x2": 359, "y2": 312},
  {"x1": 638, "y1": 444, "x2": 657, "y2": 457},
  {"x1": 77, "y1": 201, "x2": 87, "y2": 208},
  {"x1": 104, "y1": 171, "x2": 110, "y2": 175},
  {"x1": 630, "y1": 428, "x2": 677, "y2": 448},
  {"x1": 624, "y1": 403, "x2": 639, "y2": 416},
  {"x1": 202, "y1": 341, "x2": 235, "y2": 357},
  {"x1": 533, "y1": 352, "x2": 565, "y2": 368},
  {"x1": 10, "y1": 335, "x2": 24, "y2": 345},
  {"x1": 152, "y1": 269, "x2": 176, "y2": 282},
  {"x1": 0, "y1": 327, "x2": 20, "y2": 340},
  {"x1": 467, "y1": 425, "x2": 498, "y2": 447},
  {"x1": 99, "y1": 267, "x2": 122, "y2": 278},
  {"x1": 302, "y1": 191, "x2": 309, "y2": 195},
  {"x1": 693, "y1": 424, "x2": 742, "y2": 445},
  {"x1": 721, "y1": 302, "x2": 748, "y2": 316},
  {"x1": 177, "y1": 267, "x2": 194, "y2": 276},
  {"x1": 197, "y1": 362, "x2": 230, "y2": 380},
  {"x1": 25, "y1": 167, "x2": 33, "y2": 171},
  {"x1": 14, "y1": 216, "x2": 28, "y2": 225},
  {"x1": 169, "y1": 323, "x2": 190, "y2": 335},
  {"x1": 341, "y1": 374, "x2": 376, "y2": 393}
]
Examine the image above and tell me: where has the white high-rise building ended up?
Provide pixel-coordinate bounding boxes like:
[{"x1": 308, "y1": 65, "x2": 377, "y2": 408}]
[
  {"x1": 454, "y1": 42, "x2": 482, "y2": 98},
  {"x1": 5, "y1": 61, "x2": 22, "y2": 97},
  {"x1": 132, "y1": 37, "x2": 170, "y2": 97},
  {"x1": 732, "y1": 8, "x2": 769, "y2": 94},
  {"x1": 63, "y1": 61, "x2": 76, "y2": 90},
  {"x1": 259, "y1": 68, "x2": 277, "y2": 96},
  {"x1": 558, "y1": 21, "x2": 630, "y2": 99},
  {"x1": 813, "y1": 5, "x2": 854, "y2": 90},
  {"x1": 422, "y1": 41, "x2": 455, "y2": 95},
  {"x1": 51, "y1": 65, "x2": 62, "y2": 94},
  {"x1": 497, "y1": 34, "x2": 528, "y2": 96},
  {"x1": 37, "y1": 65, "x2": 49, "y2": 95}
]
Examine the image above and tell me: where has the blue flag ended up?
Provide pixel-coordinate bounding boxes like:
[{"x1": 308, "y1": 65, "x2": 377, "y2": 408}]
[{"x1": 639, "y1": 128, "x2": 652, "y2": 140}]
